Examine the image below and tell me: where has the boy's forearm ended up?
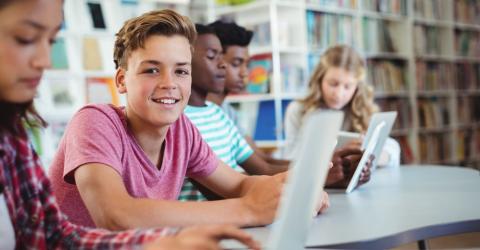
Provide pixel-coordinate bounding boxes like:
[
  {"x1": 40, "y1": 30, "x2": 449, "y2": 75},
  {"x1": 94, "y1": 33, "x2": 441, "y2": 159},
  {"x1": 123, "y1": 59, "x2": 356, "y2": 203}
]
[{"x1": 105, "y1": 197, "x2": 258, "y2": 230}]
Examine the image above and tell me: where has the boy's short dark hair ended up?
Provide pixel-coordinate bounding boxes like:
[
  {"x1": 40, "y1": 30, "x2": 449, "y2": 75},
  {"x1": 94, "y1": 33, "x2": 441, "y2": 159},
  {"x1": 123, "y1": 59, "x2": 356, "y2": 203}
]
[
  {"x1": 195, "y1": 23, "x2": 216, "y2": 36},
  {"x1": 208, "y1": 20, "x2": 253, "y2": 51}
]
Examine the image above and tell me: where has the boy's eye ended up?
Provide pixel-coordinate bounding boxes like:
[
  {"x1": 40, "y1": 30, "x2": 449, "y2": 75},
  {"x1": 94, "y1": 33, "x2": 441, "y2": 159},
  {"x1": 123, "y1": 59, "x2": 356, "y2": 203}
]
[
  {"x1": 143, "y1": 68, "x2": 159, "y2": 74},
  {"x1": 206, "y1": 50, "x2": 218, "y2": 60},
  {"x1": 175, "y1": 69, "x2": 190, "y2": 75},
  {"x1": 15, "y1": 37, "x2": 35, "y2": 45}
]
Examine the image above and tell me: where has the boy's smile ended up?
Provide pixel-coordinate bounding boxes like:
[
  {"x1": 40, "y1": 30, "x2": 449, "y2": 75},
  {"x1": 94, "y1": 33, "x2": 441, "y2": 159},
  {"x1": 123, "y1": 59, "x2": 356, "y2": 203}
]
[{"x1": 116, "y1": 34, "x2": 192, "y2": 128}]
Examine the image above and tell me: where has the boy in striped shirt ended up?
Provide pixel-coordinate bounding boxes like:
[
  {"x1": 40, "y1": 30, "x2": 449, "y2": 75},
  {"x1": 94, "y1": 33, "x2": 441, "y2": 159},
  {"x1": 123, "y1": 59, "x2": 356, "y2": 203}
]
[{"x1": 180, "y1": 24, "x2": 290, "y2": 201}]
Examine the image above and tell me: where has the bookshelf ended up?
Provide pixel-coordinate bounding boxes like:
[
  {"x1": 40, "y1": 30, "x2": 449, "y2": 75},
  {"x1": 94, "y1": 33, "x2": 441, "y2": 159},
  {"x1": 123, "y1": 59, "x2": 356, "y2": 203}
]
[
  {"x1": 207, "y1": 0, "x2": 480, "y2": 169},
  {"x1": 34, "y1": 0, "x2": 192, "y2": 167}
]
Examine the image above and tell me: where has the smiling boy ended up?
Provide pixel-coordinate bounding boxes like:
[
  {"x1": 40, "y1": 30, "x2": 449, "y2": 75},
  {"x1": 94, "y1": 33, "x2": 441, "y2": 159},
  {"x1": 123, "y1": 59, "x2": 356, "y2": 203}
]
[{"x1": 48, "y1": 9, "x2": 309, "y2": 230}]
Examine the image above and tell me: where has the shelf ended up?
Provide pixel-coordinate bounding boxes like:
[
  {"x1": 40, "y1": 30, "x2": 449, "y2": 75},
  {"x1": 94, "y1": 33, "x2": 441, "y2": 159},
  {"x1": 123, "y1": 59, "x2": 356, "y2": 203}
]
[
  {"x1": 149, "y1": 0, "x2": 190, "y2": 4},
  {"x1": 250, "y1": 46, "x2": 272, "y2": 55},
  {"x1": 306, "y1": 3, "x2": 357, "y2": 16},
  {"x1": 365, "y1": 52, "x2": 409, "y2": 60},
  {"x1": 453, "y1": 56, "x2": 480, "y2": 63},
  {"x1": 415, "y1": 54, "x2": 456, "y2": 61},
  {"x1": 279, "y1": 92, "x2": 307, "y2": 100},
  {"x1": 362, "y1": 10, "x2": 405, "y2": 22},
  {"x1": 250, "y1": 46, "x2": 307, "y2": 55},
  {"x1": 84, "y1": 70, "x2": 115, "y2": 78},
  {"x1": 374, "y1": 91, "x2": 409, "y2": 98},
  {"x1": 418, "y1": 126, "x2": 456, "y2": 134},
  {"x1": 44, "y1": 70, "x2": 77, "y2": 78},
  {"x1": 457, "y1": 122, "x2": 480, "y2": 129},
  {"x1": 453, "y1": 22, "x2": 480, "y2": 31},
  {"x1": 391, "y1": 128, "x2": 410, "y2": 136},
  {"x1": 457, "y1": 90, "x2": 480, "y2": 96},
  {"x1": 416, "y1": 90, "x2": 454, "y2": 97},
  {"x1": 215, "y1": 1, "x2": 270, "y2": 16},
  {"x1": 413, "y1": 18, "x2": 452, "y2": 28},
  {"x1": 226, "y1": 93, "x2": 275, "y2": 102}
]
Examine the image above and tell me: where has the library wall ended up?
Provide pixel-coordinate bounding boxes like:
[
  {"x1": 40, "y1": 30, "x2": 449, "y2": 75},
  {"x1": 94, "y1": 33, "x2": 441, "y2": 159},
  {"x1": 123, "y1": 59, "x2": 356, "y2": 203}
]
[
  {"x1": 40, "y1": 0, "x2": 480, "y2": 169},
  {"x1": 212, "y1": 0, "x2": 480, "y2": 169}
]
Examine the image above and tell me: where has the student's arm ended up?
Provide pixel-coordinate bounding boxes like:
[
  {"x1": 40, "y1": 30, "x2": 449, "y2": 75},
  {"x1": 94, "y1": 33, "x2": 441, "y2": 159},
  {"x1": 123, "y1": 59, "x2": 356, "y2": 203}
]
[
  {"x1": 74, "y1": 162, "x2": 286, "y2": 230},
  {"x1": 244, "y1": 135, "x2": 290, "y2": 166},
  {"x1": 240, "y1": 152, "x2": 289, "y2": 175},
  {"x1": 376, "y1": 137, "x2": 401, "y2": 168}
]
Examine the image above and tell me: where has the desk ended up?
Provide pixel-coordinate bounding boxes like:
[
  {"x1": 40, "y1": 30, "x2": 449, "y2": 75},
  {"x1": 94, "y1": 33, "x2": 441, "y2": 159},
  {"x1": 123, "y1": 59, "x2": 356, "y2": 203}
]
[{"x1": 223, "y1": 165, "x2": 480, "y2": 249}]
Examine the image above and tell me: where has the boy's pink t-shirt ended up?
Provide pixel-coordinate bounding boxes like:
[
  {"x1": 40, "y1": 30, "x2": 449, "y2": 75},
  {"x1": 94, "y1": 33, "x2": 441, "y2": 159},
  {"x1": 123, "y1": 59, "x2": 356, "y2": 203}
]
[{"x1": 48, "y1": 104, "x2": 218, "y2": 227}]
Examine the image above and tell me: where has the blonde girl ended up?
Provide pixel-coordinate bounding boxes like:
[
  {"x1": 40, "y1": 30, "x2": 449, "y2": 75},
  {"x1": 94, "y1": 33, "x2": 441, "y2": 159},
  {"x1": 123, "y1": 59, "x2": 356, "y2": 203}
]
[{"x1": 284, "y1": 45, "x2": 400, "y2": 167}]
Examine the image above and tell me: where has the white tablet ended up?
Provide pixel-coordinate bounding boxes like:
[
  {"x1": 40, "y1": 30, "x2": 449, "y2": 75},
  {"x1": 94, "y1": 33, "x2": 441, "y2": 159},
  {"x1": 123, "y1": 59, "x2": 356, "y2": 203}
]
[
  {"x1": 344, "y1": 111, "x2": 397, "y2": 193},
  {"x1": 345, "y1": 121, "x2": 385, "y2": 193}
]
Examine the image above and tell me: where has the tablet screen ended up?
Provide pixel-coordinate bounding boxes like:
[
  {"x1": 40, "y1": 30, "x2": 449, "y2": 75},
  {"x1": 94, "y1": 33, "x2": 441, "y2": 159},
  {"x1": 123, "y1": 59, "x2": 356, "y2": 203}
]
[{"x1": 345, "y1": 121, "x2": 385, "y2": 193}]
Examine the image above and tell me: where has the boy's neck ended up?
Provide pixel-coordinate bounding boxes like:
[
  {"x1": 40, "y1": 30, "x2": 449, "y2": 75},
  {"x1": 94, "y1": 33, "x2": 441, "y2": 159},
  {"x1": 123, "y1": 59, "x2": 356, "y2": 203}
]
[
  {"x1": 207, "y1": 92, "x2": 227, "y2": 106},
  {"x1": 124, "y1": 106, "x2": 168, "y2": 165},
  {"x1": 188, "y1": 85, "x2": 208, "y2": 107}
]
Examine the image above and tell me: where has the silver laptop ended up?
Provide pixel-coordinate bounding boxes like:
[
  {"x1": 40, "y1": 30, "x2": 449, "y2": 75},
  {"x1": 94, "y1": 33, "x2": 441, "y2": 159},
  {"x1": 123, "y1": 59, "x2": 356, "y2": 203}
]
[{"x1": 222, "y1": 111, "x2": 343, "y2": 249}]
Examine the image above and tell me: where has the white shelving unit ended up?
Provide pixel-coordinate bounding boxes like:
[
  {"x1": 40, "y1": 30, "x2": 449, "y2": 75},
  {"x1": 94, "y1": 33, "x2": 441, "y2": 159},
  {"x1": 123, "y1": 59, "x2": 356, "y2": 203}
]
[{"x1": 207, "y1": 0, "x2": 480, "y2": 168}]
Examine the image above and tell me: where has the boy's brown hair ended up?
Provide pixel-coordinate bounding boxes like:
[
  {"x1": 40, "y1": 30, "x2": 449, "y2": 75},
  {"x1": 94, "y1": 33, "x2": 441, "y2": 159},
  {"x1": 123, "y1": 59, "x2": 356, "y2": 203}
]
[{"x1": 113, "y1": 9, "x2": 196, "y2": 69}]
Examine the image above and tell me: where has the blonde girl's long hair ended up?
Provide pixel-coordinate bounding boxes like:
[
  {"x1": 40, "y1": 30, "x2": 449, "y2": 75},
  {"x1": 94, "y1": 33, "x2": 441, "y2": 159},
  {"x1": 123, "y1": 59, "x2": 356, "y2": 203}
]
[{"x1": 299, "y1": 45, "x2": 379, "y2": 133}]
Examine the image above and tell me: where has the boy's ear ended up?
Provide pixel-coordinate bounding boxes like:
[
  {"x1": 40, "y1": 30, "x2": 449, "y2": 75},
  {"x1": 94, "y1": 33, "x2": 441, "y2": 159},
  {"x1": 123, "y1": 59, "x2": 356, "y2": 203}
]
[{"x1": 115, "y1": 68, "x2": 127, "y2": 94}]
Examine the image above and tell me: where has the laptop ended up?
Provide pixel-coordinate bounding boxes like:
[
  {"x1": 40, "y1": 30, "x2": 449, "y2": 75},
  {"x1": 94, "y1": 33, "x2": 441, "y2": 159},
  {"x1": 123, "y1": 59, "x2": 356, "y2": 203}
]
[
  {"x1": 340, "y1": 111, "x2": 398, "y2": 194},
  {"x1": 222, "y1": 111, "x2": 344, "y2": 249}
]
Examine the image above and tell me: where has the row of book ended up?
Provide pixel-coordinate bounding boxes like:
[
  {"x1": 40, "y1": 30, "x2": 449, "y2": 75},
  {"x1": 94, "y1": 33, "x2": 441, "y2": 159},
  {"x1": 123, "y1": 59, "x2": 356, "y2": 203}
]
[
  {"x1": 361, "y1": 0, "x2": 406, "y2": 15},
  {"x1": 362, "y1": 18, "x2": 396, "y2": 54},
  {"x1": 376, "y1": 97, "x2": 412, "y2": 130},
  {"x1": 418, "y1": 132, "x2": 451, "y2": 164},
  {"x1": 413, "y1": 25, "x2": 446, "y2": 56},
  {"x1": 413, "y1": 0, "x2": 449, "y2": 20},
  {"x1": 306, "y1": 11, "x2": 355, "y2": 50},
  {"x1": 454, "y1": 0, "x2": 480, "y2": 25},
  {"x1": 246, "y1": 22, "x2": 271, "y2": 48},
  {"x1": 415, "y1": 61, "x2": 455, "y2": 91},
  {"x1": 246, "y1": 54, "x2": 306, "y2": 95},
  {"x1": 417, "y1": 97, "x2": 451, "y2": 129},
  {"x1": 454, "y1": 30, "x2": 480, "y2": 58},
  {"x1": 281, "y1": 64, "x2": 306, "y2": 94},
  {"x1": 38, "y1": 77, "x2": 119, "y2": 111},
  {"x1": 394, "y1": 135, "x2": 414, "y2": 164},
  {"x1": 51, "y1": 36, "x2": 115, "y2": 72},
  {"x1": 457, "y1": 97, "x2": 480, "y2": 125},
  {"x1": 306, "y1": 0, "x2": 356, "y2": 9},
  {"x1": 456, "y1": 128, "x2": 480, "y2": 163},
  {"x1": 246, "y1": 54, "x2": 271, "y2": 94},
  {"x1": 455, "y1": 63, "x2": 480, "y2": 90},
  {"x1": 367, "y1": 59, "x2": 407, "y2": 93}
]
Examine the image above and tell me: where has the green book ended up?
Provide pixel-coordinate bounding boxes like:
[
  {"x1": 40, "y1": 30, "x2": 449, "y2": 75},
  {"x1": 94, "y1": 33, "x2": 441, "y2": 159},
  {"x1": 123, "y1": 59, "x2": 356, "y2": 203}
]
[{"x1": 51, "y1": 37, "x2": 69, "y2": 69}]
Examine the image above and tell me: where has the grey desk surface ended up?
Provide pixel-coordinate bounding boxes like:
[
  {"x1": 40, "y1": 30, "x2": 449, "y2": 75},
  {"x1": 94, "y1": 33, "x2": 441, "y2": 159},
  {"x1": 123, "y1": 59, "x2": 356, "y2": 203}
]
[{"x1": 222, "y1": 165, "x2": 480, "y2": 249}]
